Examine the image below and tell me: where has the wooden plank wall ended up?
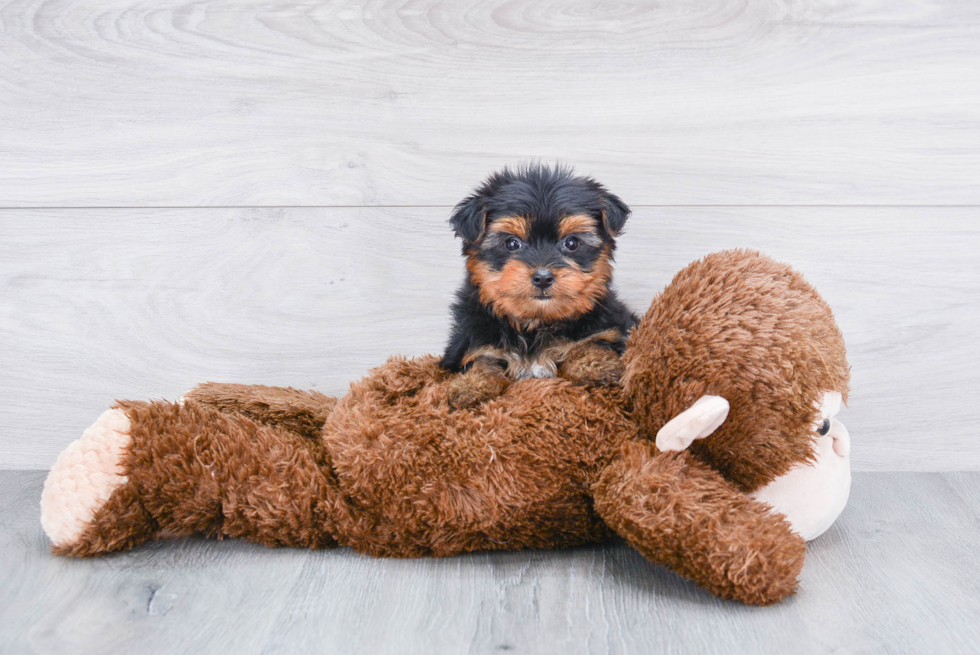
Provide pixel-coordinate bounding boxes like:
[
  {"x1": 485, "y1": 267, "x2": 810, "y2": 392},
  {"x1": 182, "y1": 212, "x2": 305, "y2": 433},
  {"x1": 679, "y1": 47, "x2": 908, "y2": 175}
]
[{"x1": 1, "y1": 0, "x2": 978, "y2": 470}]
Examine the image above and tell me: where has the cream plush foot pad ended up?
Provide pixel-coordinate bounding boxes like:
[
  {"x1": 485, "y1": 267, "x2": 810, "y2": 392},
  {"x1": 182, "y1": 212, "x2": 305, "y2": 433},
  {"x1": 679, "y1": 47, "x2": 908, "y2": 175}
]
[{"x1": 40, "y1": 408, "x2": 132, "y2": 548}]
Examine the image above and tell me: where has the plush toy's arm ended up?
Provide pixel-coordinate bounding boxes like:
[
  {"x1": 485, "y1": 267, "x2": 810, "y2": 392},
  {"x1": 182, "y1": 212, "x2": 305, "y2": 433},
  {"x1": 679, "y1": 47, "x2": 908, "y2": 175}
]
[
  {"x1": 592, "y1": 442, "x2": 806, "y2": 606},
  {"x1": 185, "y1": 382, "x2": 337, "y2": 439}
]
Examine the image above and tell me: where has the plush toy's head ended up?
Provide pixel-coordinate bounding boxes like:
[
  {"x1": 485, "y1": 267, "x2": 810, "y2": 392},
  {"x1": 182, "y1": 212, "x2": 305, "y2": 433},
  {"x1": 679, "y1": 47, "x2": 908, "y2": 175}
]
[{"x1": 621, "y1": 249, "x2": 850, "y2": 493}]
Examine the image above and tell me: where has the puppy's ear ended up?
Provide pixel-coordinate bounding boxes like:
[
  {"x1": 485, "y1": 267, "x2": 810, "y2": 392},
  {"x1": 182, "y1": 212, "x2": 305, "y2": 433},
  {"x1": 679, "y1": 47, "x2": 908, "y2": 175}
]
[
  {"x1": 449, "y1": 194, "x2": 487, "y2": 244},
  {"x1": 599, "y1": 192, "x2": 631, "y2": 238}
]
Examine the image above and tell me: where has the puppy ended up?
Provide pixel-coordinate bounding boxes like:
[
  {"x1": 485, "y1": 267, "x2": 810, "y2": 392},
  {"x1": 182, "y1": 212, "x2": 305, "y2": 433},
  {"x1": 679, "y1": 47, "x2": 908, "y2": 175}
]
[{"x1": 441, "y1": 164, "x2": 639, "y2": 408}]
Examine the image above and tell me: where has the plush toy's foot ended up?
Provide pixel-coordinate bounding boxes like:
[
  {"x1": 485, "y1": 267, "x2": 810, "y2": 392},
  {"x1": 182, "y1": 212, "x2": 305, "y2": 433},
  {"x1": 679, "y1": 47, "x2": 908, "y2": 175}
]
[{"x1": 40, "y1": 408, "x2": 135, "y2": 552}]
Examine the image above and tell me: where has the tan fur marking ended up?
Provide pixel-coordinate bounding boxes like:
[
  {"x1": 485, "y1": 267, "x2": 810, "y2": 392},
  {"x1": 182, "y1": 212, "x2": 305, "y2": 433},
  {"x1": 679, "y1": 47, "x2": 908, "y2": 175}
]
[
  {"x1": 489, "y1": 215, "x2": 530, "y2": 240},
  {"x1": 558, "y1": 214, "x2": 598, "y2": 238},
  {"x1": 461, "y1": 345, "x2": 508, "y2": 368},
  {"x1": 466, "y1": 249, "x2": 614, "y2": 329},
  {"x1": 600, "y1": 208, "x2": 621, "y2": 236},
  {"x1": 466, "y1": 257, "x2": 493, "y2": 290},
  {"x1": 582, "y1": 328, "x2": 624, "y2": 345}
]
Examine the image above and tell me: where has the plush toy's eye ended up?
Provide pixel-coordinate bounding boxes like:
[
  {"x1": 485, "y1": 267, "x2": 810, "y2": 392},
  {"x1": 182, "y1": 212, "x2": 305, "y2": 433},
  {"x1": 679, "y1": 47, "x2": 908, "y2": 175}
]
[
  {"x1": 562, "y1": 236, "x2": 580, "y2": 252},
  {"x1": 505, "y1": 236, "x2": 522, "y2": 252},
  {"x1": 817, "y1": 419, "x2": 831, "y2": 436}
]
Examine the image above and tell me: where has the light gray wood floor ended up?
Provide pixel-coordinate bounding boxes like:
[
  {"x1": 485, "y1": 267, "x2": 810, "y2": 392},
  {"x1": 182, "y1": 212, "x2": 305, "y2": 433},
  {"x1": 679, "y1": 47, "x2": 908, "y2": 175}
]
[{"x1": 2, "y1": 470, "x2": 979, "y2": 655}]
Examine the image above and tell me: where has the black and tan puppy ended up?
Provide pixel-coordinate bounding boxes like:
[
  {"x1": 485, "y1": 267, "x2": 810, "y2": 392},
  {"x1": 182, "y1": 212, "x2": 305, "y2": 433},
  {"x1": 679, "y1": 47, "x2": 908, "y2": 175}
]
[{"x1": 442, "y1": 164, "x2": 638, "y2": 408}]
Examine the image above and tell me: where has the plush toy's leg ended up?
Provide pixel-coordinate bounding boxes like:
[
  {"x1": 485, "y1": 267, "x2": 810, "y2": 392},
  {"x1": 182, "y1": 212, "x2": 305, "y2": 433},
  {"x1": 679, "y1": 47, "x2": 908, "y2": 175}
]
[
  {"x1": 41, "y1": 408, "x2": 139, "y2": 554},
  {"x1": 592, "y1": 442, "x2": 806, "y2": 606},
  {"x1": 41, "y1": 400, "x2": 342, "y2": 557},
  {"x1": 185, "y1": 382, "x2": 337, "y2": 439}
]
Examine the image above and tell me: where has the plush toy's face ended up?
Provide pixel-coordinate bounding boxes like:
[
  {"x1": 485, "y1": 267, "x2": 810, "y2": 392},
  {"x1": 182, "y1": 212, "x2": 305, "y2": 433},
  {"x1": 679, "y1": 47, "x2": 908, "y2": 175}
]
[
  {"x1": 813, "y1": 391, "x2": 849, "y2": 457},
  {"x1": 750, "y1": 391, "x2": 851, "y2": 540},
  {"x1": 657, "y1": 390, "x2": 851, "y2": 541}
]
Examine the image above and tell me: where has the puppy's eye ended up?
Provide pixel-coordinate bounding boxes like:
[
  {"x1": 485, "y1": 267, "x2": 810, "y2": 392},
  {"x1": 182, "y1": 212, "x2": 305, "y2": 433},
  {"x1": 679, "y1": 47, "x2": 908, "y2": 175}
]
[
  {"x1": 505, "y1": 236, "x2": 522, "y2": 252},
  {"x1": 562, "y1": 236, "x2": 580, "y2": 252},
  {"x1": 817, "y1": 419, "x2": 831, "y2": 436}
]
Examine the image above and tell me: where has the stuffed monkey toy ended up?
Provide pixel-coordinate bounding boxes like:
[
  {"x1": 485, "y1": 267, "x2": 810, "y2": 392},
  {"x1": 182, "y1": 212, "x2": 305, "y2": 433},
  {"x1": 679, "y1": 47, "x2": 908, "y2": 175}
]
[{"x1": 40, "y1": 250, "x2": 850, "y2": 606}]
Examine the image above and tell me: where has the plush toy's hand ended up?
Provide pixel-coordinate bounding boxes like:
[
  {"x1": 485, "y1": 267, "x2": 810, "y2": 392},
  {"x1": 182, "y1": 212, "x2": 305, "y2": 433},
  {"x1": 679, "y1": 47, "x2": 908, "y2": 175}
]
[
  {"x1": 592, "y1": 443, "x2": 806, "y2": 605},
  {"x1": 447, "y1": 357, "x2": 510, "y2": 409},
  {"x1": 558, "y1": 342, "x2": 625, "y2": 387},
  {"x1": 655, "y1": 395, "x2": 730, "y2": 452}
]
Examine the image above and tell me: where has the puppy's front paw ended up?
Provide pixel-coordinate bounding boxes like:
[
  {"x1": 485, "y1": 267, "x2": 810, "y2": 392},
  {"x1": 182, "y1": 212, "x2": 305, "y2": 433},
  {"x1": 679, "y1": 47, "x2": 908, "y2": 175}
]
[
  {"x1": 446, "y1": 359, "x2": 510, "y2": 409},
  {"x1": 559, "y1": 344, "x2": 625, "y2": 387}
]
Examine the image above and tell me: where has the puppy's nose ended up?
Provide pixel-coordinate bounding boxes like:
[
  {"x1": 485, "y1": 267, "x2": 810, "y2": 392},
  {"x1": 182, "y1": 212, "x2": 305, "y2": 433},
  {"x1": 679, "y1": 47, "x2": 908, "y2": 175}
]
[{"x1": 531, "y1": 268, "x2": 555, "y2": 290}]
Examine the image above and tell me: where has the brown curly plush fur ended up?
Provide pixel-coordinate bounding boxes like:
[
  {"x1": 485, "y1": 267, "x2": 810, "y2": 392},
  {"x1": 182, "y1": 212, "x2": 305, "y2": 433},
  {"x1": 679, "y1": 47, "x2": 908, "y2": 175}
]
[{"x1": 46, "y1": 250, "x2": 848, "y2": 606}]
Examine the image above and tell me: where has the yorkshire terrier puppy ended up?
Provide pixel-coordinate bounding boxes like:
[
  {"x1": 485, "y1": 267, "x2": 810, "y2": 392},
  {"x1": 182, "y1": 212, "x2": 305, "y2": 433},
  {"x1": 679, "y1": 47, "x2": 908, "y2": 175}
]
[{"x1": 442, "y1": 164, "x2": 639, "y2": 409}]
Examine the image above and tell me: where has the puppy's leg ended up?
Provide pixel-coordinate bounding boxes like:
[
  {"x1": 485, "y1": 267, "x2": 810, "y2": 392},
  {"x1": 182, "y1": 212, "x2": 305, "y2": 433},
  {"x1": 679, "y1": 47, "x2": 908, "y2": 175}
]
[
  {"x1": 558, "y1": 336, "x2": 625, "y2": 386},
  {"x1": 447, "y1": 356, "x2": 510, "y2": 409}
]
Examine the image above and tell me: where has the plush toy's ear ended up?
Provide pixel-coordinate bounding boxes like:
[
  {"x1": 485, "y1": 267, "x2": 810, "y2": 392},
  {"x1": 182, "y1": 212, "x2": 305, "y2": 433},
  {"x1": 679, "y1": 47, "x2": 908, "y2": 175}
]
[
  {"x1": 656, "y1": 395, "x2": 730, "y2": 452},
  {"x1": 449, "y1": 194, "x2": 488, "y2": 244},
  {"x1": 599, "y1": 191, "x2": 631, "y2": 237}
]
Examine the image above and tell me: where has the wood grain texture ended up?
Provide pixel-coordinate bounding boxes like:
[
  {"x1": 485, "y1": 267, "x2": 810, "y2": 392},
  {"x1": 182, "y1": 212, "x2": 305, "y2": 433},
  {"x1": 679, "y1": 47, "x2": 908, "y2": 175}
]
[
  {"x1": 1, "y1": 0, "x2": 979, "y2": 207},
  {"x1": 1, "y1": 207, "x2": 977, "y2": 471},
  {"x1": 2, "y1": 470, "x2": 979, "y2": 654}
]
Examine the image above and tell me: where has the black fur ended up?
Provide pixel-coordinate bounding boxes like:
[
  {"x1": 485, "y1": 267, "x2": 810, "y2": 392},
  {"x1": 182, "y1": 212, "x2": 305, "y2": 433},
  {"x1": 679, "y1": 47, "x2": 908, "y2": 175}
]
[{"x1": 442, "y1": 164, "x2": 639, "y2": 372}]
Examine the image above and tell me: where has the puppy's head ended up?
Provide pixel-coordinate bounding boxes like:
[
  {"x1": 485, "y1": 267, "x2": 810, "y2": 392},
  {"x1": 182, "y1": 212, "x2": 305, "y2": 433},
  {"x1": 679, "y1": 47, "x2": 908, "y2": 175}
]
[{"x1": 450, "y1": 164, "x2": 630, "y2": 328}]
